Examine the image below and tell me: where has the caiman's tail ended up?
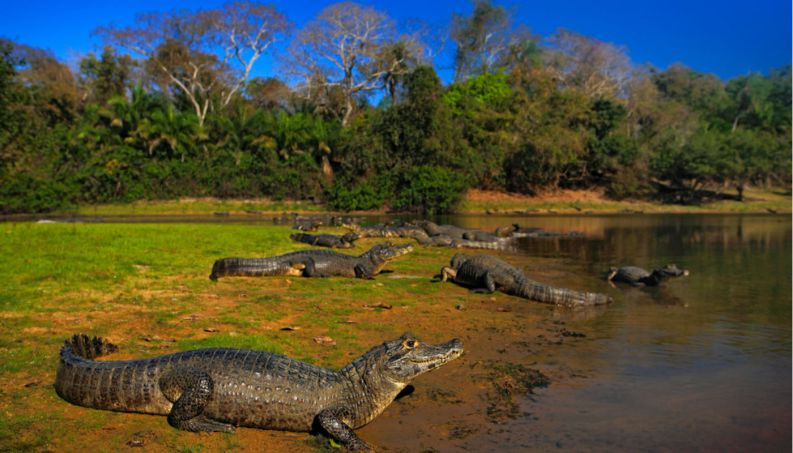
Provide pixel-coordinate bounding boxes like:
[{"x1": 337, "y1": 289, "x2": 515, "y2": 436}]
[
  {"x1": 210, "y1": 257, "x2": 256, "y2": 280},
  {"x1": 61, "y1": 334, "x2": 118, "y2": 360},
  {"x1": 55, "y1": 335, "x2": 122, "y2": 410},
  {"x1": 517, "y1": 280, "x2": 612, "y2": 307},
  {"x1": 210, "y1": 257, "x2": 298, "y2": 280}
]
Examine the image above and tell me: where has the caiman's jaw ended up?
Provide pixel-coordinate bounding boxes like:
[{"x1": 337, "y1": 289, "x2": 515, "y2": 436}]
[
  {"x1": 378, "y1": 243, "x2": 414, "y2": 260},
  {"x1": 660, "y1": 264, "x2": 689, "y2": 277},
  {"x1": 383, "y1": 334, "x2": 463, "y2": 384}
]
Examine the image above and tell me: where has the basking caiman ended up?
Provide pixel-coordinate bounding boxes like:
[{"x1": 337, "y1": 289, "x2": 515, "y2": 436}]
[
  {"x1": 441, "y1": 253, "x2": 612, "y2": 307},
  {"x1": 607, "y1": 264, "x2": 689, "y2": 287},
  {"x1": 210, "y1": 243, "x2": 413, "y2": 280},
  {"x1": 290, "y1": 232, "x2": 360, "y2": 249},
  {"x1": 55, "y1": 333, "x2": 463, "y2": 451}
]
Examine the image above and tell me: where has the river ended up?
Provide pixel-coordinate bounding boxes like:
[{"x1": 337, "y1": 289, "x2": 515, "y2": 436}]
[{"x1": 432, "y1": 214, "x2": 791, "y2": 451}]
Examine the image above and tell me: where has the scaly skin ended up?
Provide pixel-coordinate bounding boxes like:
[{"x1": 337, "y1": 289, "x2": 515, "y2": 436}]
[
  {"x1": 209, "y1": 243, "x2": 413, "y2": 280},
  {"x1": 289, "y1": 232, "x2": 359, "y2": 249},
  {"x1": 607, "y1": 264, "x2": 689, "y2": 287},
  {"x1": 55, "y1": 333, "x2": 463, "y2": 451},
  {"x1": 441, "y1": 254, "x2": 612, "y2": 307}
]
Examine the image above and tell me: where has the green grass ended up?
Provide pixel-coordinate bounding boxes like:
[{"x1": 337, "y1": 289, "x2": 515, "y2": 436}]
[{"x1": 0, "y1": 221, "x2": 461, "y2": 450}]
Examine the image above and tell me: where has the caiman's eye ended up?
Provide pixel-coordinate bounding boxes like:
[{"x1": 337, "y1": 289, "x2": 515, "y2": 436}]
[{"x1": 402, "y1": 339, "x2": 419, "y2": 349}]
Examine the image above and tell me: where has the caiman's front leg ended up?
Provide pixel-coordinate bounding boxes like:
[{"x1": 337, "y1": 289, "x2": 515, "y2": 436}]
[
  {"x1": 440, "y1": 266, "x2": 456, "y2": 282},
  {"x1": 606, "y1": 268, "x2": 618, "y2": 288},
  {"x1": 316, "y1": 409, "x2": 373, "y2": 451},
  {"x1": 354, "y1": 263, "x2": 375, "y2": 279},
  {"x1": 159, "y1": 366, "x2": 234, "y2": 433}
]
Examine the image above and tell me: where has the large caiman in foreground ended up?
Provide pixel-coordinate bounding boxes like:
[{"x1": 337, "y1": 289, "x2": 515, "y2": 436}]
[
  {"x1": 55, "y1": 333, "x2": 463, "y2": 451},
  {"x1": 210, "y1": 242, "x2": 413, "y2": 280},
  {"x1": 441, "y1": 253, "x2": 612, "y2": 307}
]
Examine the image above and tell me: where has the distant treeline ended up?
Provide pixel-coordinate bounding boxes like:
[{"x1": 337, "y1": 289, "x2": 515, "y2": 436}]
[{"x1": 0, "y1": 1, "x2": 790, "y2": 214}]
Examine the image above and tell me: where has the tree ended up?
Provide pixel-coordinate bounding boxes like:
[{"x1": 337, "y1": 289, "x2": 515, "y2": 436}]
[
  {"x1": 79, "y1": 46, "x2": 134, "y2": 104},
  {"x1": 546, "y1": 29, "x2": 632, "y2": 99},
  {"x1": 96, "y1": 1, "x2": 289, "y2": 126},
  {"x1": 8, "y1": 41, "x2": 80, "y2": 123},
  {"x1": 245, "y1": 76, "x2": 292, "y2": 111},
  {"x1": 286, "y1": 2, "x2": 423, "y2": 126},
  {"x1": 451, "y1": 0, "x2": 537, "y2": 80}
]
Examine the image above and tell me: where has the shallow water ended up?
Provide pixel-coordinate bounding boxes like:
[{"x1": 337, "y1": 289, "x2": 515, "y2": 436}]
[{"x1": 440, "y1": 214, "x2": 791, "y2": 451}]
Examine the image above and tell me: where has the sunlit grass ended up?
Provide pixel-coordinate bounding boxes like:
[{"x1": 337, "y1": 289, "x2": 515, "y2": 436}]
[{"x1": 0, "y1": 221, "x2": 464, "y2": 450}]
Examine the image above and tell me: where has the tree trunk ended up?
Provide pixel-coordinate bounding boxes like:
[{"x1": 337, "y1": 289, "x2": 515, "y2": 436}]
[
  {"x1": 341, "y1": 97, "x2": 354, "y2": 128},
  {"x1": 321, "y1": 155, "x2": 334, "y2": 182}
]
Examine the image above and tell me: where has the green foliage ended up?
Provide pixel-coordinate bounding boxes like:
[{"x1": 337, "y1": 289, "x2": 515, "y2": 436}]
[
  {"x1": 391, "y1": 166, "x2": 467, "y2": 214},
  {"x1": 0, "y1": 173, "x2": 75, "y2": 213},
  {"x1": 0, "y1": 33, "x2": 789, "y2": 213},
  {"x1": 325, "y1": 178, "x2": 390, "y2": 211},
  {"x1": 443, "y1": 72, "x2": 513, "y2": 115}
]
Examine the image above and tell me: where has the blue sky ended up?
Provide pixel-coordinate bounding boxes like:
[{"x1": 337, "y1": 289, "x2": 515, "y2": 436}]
[{"x1": 1, "y1": 0, "x2": 790, "y2": 82}]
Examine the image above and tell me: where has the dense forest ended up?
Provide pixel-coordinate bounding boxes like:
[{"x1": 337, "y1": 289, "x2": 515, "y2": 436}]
[{"x1": 1, "y1": 1, "x2": 790, "y2": 214}]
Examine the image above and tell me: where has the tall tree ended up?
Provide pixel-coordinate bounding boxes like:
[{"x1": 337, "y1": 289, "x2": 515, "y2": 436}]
[
  {"x1": 79, "y1": 46, "x2": 134, "y2": 104},
  {"x1": 450, "y1": 0, "x2": 535, "y2": 80},
  {"x1": 546, "y1": 29, "x2": 632, "y2": 99},
  {"x1": 286, "y1": 2, "x2": 423, "y2": 126},
  {"x1": 96, "y1": 1, "x2": 289, "y2": 126}
]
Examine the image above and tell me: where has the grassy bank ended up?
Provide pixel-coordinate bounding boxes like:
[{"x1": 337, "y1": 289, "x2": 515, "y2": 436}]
[
  {"x1": 49, "y1": 187, "x2": 791, "y2": 218},
  {"x1": 0, "y1": 221, "x2": 597, "y2": 451}
]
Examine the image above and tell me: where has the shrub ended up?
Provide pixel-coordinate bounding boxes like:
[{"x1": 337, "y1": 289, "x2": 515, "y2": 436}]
[
  {"x1": 391, "y1": 165, "x2": 467, "y2": 215},
  {"x1": 0, "y1": 173, "x2": 75, "y2": 213},
  {"x1": 325, "y1": 178, "x2": 390, "y2": 211}
]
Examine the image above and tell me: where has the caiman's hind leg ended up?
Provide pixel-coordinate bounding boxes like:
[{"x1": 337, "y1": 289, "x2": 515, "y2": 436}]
[
  {"x1": 301, "y1": 258, "x2": 322, "y2": 277},
  {"x1": 159, "y1": 366, "x2": 234, "y2": 433},
  {"x1": 470, "y1": 272, "x2": 496, "y2": 294},
  {"x1": 316, "y1": 409, "x2": 373, "y2": 451}
]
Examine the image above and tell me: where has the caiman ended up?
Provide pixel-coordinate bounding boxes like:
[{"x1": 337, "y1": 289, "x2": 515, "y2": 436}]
[
  {"x1": 210, "y1": 242, "x2": 413, "y2": 280},
  {"x1": 441, "y1": 253, "x2": 612, "y2": 307},
  {"x1": 607, "y1": 264, "x2": 689, "y2": 287},
  {"x1": 290, "y1": 232, "x2": 360, "y2": 249},
  {"x1": 55, "y1": 333, "x2": 463, "y2": 451}
]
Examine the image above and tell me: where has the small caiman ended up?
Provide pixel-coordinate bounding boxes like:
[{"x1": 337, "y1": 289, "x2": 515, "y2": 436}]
[
  {"x1": 210, "y1": 242, "x2": 413, "y2": 280},
  {"x1": 607, "y1": 264, "x2": 689, "y2": 287},
  {"x1": 441, "y1": 253, "x2": 612, "y2": 307},
  {"x1": 55, "y1": 333, "x2": 463, "y2": 451}
]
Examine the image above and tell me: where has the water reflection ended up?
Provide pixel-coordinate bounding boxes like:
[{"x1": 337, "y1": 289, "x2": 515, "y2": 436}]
[{"x1": 446, "y1": 214, "x2": 792, "y2": 451}]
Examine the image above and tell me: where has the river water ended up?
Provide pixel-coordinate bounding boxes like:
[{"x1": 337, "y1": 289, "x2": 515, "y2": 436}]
[{"x1": 439, "y1": 214, "x2": 791, "y2": 452}]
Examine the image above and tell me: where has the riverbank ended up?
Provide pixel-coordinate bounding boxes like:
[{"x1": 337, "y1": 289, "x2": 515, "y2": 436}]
[
  {"x1": 0, "y1": 222, "x2": 598, "y2": 451},
  {"x1": 55, "y1": 187, "x2": 790, "y2": 218}
]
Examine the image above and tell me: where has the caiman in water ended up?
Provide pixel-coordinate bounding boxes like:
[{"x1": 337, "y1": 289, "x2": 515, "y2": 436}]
[
  {"x1": 606, "y1": 264, "x2": 689, "y2": 287},
  {"x1": 55, "y1": 333, "x2": 463, "y2": 451},
  {"x1": 441, "y1": 253, "x2": 612, "y2": 307},
  {"x1": 210, "y1": 242, "x2": 413, "y2": 280}
]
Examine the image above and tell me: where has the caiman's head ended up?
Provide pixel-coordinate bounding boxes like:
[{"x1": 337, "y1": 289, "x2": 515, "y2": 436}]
[
  {"x1": 357, "y1": 333, "x2": 464, "y2": 386},
  {"x1": 656, "y1": 263, "x2": 689, "y2": 278},
  {"x1": 367, "y1": 242, "x2": 414, "y2": 261},
  {"x1": 341, "y1": 232, "x2": 360, "y2": 243},
  {"x1": 341, "y1": 221, "x2": 361, "y2": 232},
  {"x1": 450, "y1": 253, "x2": 470, "y2": 270}
]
